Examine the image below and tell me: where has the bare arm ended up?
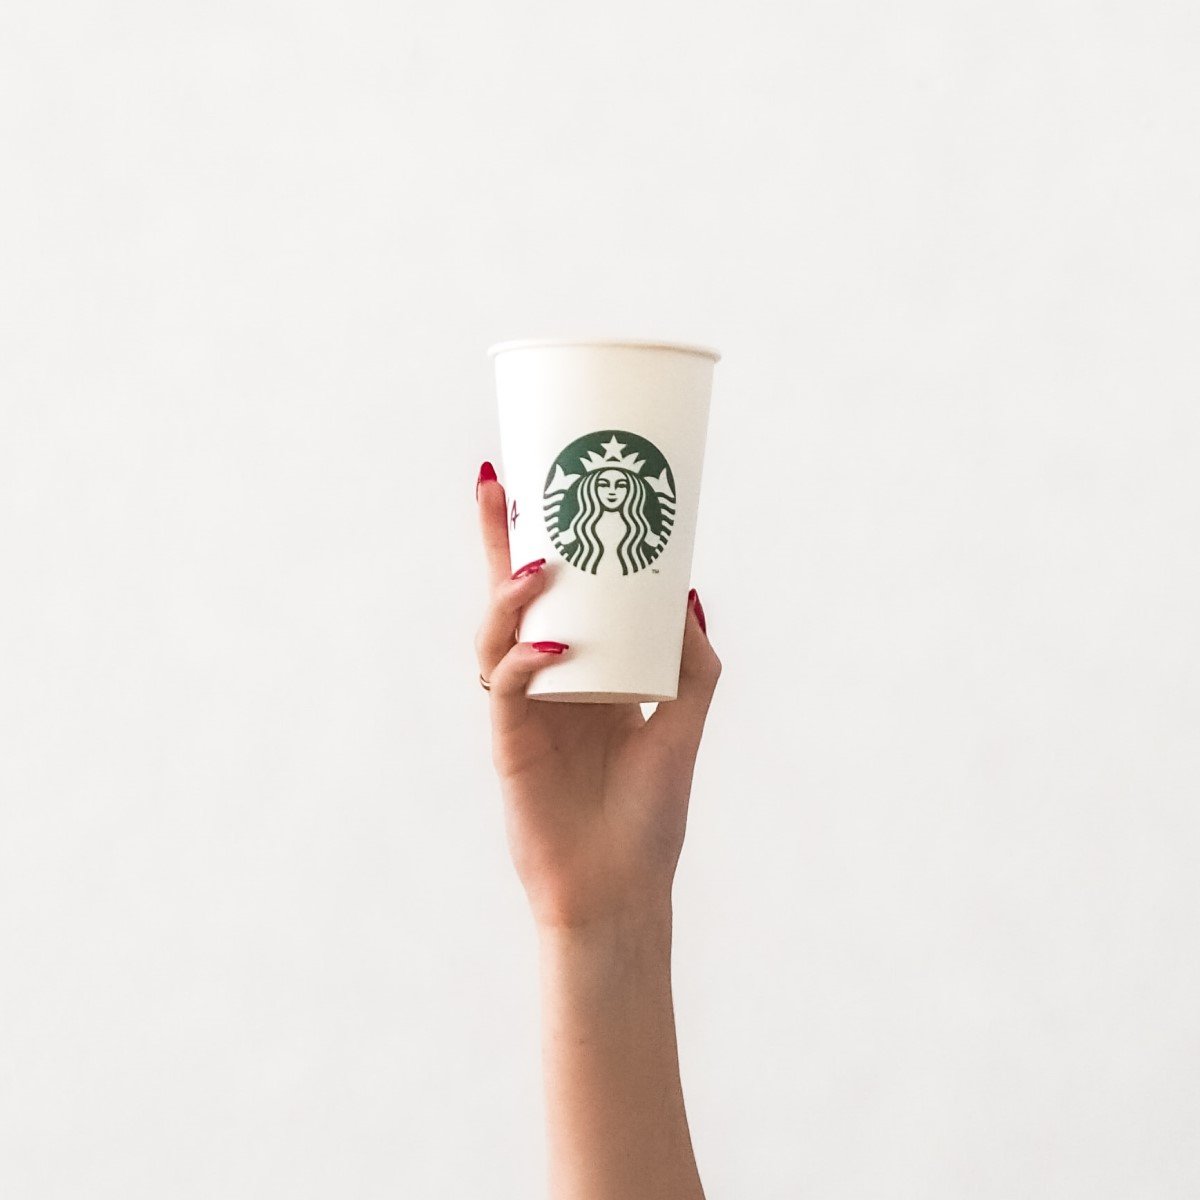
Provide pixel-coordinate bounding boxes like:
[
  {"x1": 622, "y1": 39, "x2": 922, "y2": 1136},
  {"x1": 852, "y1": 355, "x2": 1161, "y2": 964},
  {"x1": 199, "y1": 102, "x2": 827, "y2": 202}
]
[
  {"x1": 539, "y1": 908, "x2": 704, "y2": 1199},
  {"x1": 474, "y1": 460, "x2": 718, "y2": 1199}
]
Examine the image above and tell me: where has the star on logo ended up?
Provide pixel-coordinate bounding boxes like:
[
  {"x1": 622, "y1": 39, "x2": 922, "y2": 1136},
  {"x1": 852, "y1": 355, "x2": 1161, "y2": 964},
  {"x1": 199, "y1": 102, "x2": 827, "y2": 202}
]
[{"x1": 580, "y1": 434, "x2": 645, "y2": 474}]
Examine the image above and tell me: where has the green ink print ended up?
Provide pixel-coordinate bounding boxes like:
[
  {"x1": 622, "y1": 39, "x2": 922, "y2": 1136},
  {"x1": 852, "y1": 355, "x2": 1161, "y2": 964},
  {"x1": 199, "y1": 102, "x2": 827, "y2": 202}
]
[{"x1": 543, "y1": 430, "x2": 676, "y2": 576}]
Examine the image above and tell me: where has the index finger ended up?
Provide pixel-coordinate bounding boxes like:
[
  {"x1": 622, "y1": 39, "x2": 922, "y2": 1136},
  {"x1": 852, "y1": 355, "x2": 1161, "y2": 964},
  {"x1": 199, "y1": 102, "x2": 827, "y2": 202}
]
[{"x1": 476, "y1": 460, "x2": 513, "y2": 589}]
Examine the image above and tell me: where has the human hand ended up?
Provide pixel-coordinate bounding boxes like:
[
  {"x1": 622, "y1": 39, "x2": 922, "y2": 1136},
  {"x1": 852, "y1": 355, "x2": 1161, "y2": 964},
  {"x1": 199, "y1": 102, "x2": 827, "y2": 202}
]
[{"x1": 474, "y1": 461, "x2": 722, "y2": 931}]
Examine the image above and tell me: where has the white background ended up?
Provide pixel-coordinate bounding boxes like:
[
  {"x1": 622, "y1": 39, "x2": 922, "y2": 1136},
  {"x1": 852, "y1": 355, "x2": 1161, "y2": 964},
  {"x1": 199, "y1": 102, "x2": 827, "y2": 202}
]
[{"x1": 2, "y1": 2, "x2": 1198, "y2": 1197}]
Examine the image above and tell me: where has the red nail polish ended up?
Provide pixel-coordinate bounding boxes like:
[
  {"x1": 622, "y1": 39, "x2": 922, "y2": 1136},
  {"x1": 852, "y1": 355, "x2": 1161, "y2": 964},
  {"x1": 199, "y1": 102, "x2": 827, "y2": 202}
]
[
  {"x1": 689, "y1": 587, "x2": 707, "y2": 635},
  {"x1": 476, "y1": 460, "x2": 497, "y2": 501},
  {"x1": 512, "y1": 558, "x2": 546, "y2": 580},
  {"x1": 531, "y1": 641, "x2": 568, "y2": 654}
]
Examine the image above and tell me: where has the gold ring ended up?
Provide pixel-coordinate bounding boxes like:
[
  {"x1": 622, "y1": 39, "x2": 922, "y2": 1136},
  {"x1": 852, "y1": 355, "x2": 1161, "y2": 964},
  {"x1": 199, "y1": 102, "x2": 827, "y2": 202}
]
[{"x1": 479, "y1": 672, "x2": 491, "y2": 692}]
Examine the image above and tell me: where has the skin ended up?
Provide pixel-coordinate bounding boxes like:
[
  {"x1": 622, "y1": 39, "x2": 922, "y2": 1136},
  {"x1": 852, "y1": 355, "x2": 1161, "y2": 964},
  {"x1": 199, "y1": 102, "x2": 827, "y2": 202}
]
[{"x1": 476, "y1": 464, "x2": 720, "y2": 1200}]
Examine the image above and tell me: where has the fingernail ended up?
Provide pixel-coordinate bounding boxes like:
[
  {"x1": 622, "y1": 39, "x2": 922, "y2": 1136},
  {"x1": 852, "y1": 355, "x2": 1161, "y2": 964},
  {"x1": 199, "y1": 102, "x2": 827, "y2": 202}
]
[
  {"x1": 476, "y1": 460, "x2": 497, "y2": 501},
  {"x1": 688, "y1": 587, "x2": 708, "y2": 635},
  {"x1": 512, "y1": 558, "x2": 546, "y2": 580},
  {"x1": 531, "y1": 641, "x2": 569, "y2": 654}
]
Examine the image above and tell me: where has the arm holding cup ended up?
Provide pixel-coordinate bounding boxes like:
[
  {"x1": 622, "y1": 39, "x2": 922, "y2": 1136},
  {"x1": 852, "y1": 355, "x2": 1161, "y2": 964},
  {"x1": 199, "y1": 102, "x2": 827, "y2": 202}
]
[{"x1": 475, "y1": 460, "x2": 719, "y2": 1200}]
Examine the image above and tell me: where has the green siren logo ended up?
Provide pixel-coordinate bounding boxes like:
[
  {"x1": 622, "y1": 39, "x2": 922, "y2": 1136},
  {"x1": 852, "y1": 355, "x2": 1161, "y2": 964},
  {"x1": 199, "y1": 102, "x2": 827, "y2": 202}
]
[{"x1": 543, "y1": 430, "x2": 676, "y2": 576}]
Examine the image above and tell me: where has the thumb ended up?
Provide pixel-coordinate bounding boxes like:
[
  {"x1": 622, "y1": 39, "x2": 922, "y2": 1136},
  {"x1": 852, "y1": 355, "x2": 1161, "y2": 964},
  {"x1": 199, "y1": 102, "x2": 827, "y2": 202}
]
[{"x1": 645, "y1": 588, "x2": 722, "y2": 755}]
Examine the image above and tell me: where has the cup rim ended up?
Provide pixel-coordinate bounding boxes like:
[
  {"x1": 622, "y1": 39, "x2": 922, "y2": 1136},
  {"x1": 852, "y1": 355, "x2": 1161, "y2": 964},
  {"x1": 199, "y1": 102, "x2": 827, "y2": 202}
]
[{"x1": 488, "y1": 337, "x2": 720, "y2": 363}]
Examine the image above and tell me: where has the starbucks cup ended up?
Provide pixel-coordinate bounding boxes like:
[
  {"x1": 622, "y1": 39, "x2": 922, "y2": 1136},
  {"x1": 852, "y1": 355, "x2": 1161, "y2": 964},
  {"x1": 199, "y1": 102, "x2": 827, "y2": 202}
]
[{"x1": 488, "y1": 338, "x2": 719, "y2": 704}]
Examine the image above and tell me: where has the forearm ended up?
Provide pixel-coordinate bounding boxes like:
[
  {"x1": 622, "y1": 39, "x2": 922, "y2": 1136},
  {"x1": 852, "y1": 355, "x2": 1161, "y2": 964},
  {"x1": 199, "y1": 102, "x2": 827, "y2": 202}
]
[{"x1": 536, "y1": 904, "x2": 705, "y2": 1200}]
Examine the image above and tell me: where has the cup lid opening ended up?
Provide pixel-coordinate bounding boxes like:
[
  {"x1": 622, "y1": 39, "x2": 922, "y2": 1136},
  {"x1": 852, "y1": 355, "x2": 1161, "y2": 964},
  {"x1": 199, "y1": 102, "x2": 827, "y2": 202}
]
[{"x1": 488, "y1": 337, "x2": 720, "y2": 363}]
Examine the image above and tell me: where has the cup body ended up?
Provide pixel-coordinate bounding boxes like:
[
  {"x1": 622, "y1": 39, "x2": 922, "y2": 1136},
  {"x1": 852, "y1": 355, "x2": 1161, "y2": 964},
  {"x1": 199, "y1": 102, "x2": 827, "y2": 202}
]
[{"x1": 490, "y1": 339, "x2": 718, "y2": 703}]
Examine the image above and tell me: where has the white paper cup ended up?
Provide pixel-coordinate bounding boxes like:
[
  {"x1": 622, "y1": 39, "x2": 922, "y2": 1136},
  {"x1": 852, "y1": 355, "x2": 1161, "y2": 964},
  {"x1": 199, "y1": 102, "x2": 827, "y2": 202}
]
[{"x1": 489, "y1": 338, "x2": 719, "y2": 704}]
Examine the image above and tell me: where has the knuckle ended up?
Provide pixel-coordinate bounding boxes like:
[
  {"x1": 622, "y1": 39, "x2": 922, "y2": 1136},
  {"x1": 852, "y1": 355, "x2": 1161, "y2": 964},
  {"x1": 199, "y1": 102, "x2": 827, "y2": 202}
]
[{"x1": 489, "y1": 651, "x2": 514, "y2": 686}]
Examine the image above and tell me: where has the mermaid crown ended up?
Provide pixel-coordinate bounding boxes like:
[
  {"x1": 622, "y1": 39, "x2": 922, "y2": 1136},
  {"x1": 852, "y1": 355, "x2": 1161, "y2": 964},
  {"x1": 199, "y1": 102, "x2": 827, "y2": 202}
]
[{"x1": 579, "y1": 435, "x2": 645, "y2": 474}]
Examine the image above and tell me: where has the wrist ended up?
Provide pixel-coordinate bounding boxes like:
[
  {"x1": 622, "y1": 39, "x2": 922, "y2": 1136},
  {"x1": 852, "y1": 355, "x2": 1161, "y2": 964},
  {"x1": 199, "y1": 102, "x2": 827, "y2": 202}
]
[
  {"x1": 536, "y1": 902, "x2": 674, "y2": 988},
  {"x1": 535, "y1": 899, "x2": 673, "y2": 950}
]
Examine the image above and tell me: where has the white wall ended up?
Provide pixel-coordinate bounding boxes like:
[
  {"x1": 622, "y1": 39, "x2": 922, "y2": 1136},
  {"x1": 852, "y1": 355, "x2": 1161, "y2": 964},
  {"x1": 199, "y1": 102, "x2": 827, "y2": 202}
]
[{"x1": 2, "y1": 2, "x2": 1197, "y2": 1196}]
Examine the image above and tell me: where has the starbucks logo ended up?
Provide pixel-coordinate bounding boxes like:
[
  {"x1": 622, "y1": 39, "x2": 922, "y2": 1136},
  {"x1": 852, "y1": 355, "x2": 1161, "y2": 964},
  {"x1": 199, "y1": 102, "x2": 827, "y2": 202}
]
[{"x1": 543, "y1": 430, "x2": 676, "y2": 576}]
